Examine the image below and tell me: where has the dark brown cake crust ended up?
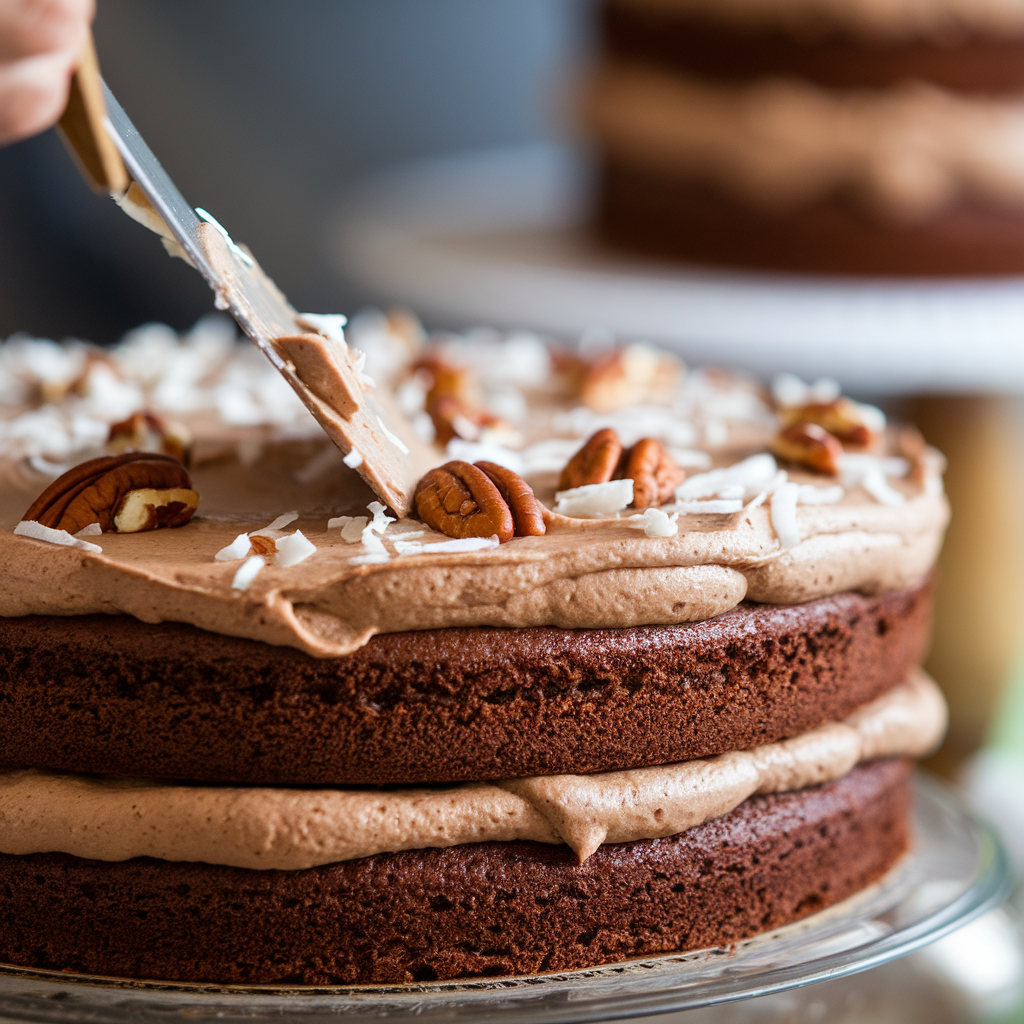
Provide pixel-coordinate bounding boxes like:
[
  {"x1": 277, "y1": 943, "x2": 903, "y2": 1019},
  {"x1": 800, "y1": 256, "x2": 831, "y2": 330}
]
[
  {"x1": 603, "y1": 0, "x2": 1024, "y2": 92},
  {"x1": 598, "y1": 160, "x2": 1024, "y2": 276},
  {"x1": 0, "y1": 583, "x2": 931, "y2": 785},
  {"x1": 0, "y1": 760, "x2": 912, "y2": 985}
]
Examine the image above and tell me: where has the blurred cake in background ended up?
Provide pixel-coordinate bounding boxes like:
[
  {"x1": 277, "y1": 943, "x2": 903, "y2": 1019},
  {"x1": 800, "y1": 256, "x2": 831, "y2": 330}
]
[{"x1": 586, "y1": 0, "x2": 1024, "y2": 274}]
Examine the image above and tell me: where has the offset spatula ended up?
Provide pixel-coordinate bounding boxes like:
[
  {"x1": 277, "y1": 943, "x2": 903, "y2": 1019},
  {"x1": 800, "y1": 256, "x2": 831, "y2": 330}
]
[{"x1": 57, "y1": 34, "x2": 435, "y2": 517}]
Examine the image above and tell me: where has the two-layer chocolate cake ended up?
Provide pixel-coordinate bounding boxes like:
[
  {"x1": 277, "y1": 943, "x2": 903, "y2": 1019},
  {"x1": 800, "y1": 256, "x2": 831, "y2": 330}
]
[
  {"x1": 0, "y1": 313, "x2": 948, "y2": 983},
  {"x1": 587, "y1": 0, "x2": 1024, "y2": 274}
]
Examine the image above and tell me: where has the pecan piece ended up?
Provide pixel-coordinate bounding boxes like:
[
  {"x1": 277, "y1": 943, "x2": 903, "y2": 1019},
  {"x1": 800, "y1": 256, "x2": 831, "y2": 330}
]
[
  {"x1": 780, "y1": 398, "x2": 878, "y2": 448},
  {"x1": 580, "y1": 345, "x2": 681, "y2": 414},
  {"x1": 559, "y1": 428, "x2": 623, "y2": 491},
  {"x1": 475, "y1": 462, "x2": 546, "y2": 537},
  {"x1": 617, "y1": 438, "x2": 685, "y2": 509},
  {"x1": 248, "y1": 534, "x2": 278, "y2": 556},
  {"x1": 413, "y1": 460, "x2": 513, "y2": 542},
  {"x1": 772, "y1": 422, "x2": 843, "y2": 475},
  {"x1": 22, "y1": 452, "x2": 200, "y2": 534},
  {"x1": 106, "y1": 411, "x2": 193, "y2": 466}
]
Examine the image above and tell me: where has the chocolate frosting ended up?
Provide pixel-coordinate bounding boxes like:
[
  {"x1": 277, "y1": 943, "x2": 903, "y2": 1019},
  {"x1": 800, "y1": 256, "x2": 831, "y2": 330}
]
[{"x1": 0, "y1": 670, "x2": 945, "y2": 868}]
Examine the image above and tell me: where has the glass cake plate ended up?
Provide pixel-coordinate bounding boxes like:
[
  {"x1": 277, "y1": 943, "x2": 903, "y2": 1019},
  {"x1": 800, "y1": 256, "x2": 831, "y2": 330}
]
[{"x1": 0, "y1": 773, "x2": 1007, "y2": 1024}]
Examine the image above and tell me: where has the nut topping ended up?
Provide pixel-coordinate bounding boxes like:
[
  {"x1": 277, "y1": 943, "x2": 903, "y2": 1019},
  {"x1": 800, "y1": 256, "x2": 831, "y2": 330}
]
[
  {"x1": 580, "y1": 345, "x2": 681, "y2": 414},
  {"x1": 413, "y1": 461, "x2": 513, "y2": 542},
  {"x1": 22, "y1": 452, "x2": 199, "y2": 535},
  {"x1": 780, "y1": 399, "x2": 878, "y2": 449},
  {"x1": 475, "y1": 462, "x2": 547, "y2": 537},
  {"x1": 559, "y1": 428, "x2": 623, "y2": 491},
  {"x1": 248, "y1": 534, "x2": 278, "y2": 556},
  {"x1": 772, "y1": 423, "x2": 843, "y2": 476},
  {"x1": 106, "y1": 411, "x2": 192, "y2": 466},
  {"x1": 617, "y1": 438, "x2": 686, "y2": 510}
]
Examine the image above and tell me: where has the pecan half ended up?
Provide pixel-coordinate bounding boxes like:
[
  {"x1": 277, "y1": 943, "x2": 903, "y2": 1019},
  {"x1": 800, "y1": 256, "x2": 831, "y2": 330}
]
[
  {"x1": 771, "y1": 422, "x2": 842, "y2": 475},
  {"x1": 22, "y1": 452, "x2": 199, "y2": 534},
  {"x1": 780, "y1": 398, "x2": 878, "y2": 448},
  {"x1": 580, "y1": 345, "x2": 681, "y2": 414},
  {"x1": 413, "y1": 460, "x2": 513, "y2": 542},
  {"x1": 107, "y1": 411, "x2": 192, "y2": 466},
  {"x1": 559, "y1": 428, "x2": 623, "y2": 491},
  {"x1": 617, "y1": 438, "x2": 685, "y2": 510},
  {"x1": 475, "y1": 462, "x2": 546, "y2": 537}
]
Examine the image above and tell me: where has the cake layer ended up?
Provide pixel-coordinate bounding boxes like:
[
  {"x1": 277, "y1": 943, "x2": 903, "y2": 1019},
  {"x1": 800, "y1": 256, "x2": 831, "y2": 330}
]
[
  {"x1": 587, "y1": 63, "x2": 1024, "y2": 224},
  {"x1": 603, "y1": 2, "x2": 1024, "y2": 91},
  {"x1": 0, "y1": 760, "x2": 912, "y2": 984},
  {"x1": 603, "y1": 0, "x2": 1024, "y2": 41},
  {"x1": 0, "y1": 672, "x2": 941, "y2": 867},
  {"x1": 0, "y1": 582, "x2": 932, "y2": 785},
  {"x1": 599, "y1": 159, "x2": 1024, "y2": 275}
]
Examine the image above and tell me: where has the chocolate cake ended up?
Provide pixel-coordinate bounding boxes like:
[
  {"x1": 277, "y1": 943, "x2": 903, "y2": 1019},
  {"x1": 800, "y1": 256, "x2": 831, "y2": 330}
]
[
  {"x1": 0, "y1": 314, "x2": 949, "y2": 983},
  {"x1": 588, "y1": 0, "x2": 1024, "y2": 274}
]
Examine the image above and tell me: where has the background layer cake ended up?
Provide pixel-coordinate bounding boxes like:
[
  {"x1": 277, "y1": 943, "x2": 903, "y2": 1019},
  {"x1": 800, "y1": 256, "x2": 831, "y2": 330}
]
[
  {"x1": 589, "y1": 0, "x2": 1024, "y2": 274},
  {"x1": 0, "y1": 316, "x2": 948, "y2": 983}
]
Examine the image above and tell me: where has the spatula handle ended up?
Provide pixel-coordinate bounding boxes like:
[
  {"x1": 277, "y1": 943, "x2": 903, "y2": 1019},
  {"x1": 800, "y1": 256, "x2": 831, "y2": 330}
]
[{"x1": 57, "y1": 30, "x2": 129, "y2": 195}]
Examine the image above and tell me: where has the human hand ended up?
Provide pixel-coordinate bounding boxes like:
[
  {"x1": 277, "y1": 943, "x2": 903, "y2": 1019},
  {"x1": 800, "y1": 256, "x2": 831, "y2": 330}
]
[{"x1": 0, "y1": 0, "x2": 94, "y2": 145}]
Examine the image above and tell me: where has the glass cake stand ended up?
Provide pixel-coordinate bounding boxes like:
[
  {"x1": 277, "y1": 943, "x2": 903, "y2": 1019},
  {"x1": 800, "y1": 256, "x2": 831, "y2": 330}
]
[{"x1": 0, "y1": 773, "x2": 1007, "y2": 1024}]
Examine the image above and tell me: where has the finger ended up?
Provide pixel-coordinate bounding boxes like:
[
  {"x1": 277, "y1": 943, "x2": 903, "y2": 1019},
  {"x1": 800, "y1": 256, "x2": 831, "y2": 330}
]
[
  {"x1": 0, "y1": 45, "x2": 77, "y2": 144},
  {"x1": 0, "y1": 0, "x2": 94, "y2": 62}
]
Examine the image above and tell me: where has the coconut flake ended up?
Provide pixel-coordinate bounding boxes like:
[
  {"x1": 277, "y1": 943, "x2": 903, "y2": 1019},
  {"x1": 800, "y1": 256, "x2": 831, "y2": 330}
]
[
  {"x1": 366, "y1": 501, "x2": 396, "y2": 535},
  {"x1": 215, "y1": 533, "x2": 252, "y2": 561},
  {"x1": 328, "y1": 515, "x2": 369, "y2": 542},
  {"x1": 75, "y1": 522, "x2": 103, "y2": 537},
  {"x1": 554, "y1": 479, "x2": 634, "y2": 517},
  {"x1": 376, "y1": 415, "x2": 410, "y2": 455},
  {"x1": 676, "y1": 454, "x2": 781, "y2": 501},
  {"x1": 770, "y1": 482, "x2": 801, "y2": 549},
  {"x1": 704, "y1": 420, "x2": 728, "y2": 447},
  {"x1": 395, "y1": 536, "x2": 500, "y2": 556},
  {"x1": 14, "y1": 520, "x2": 101, "y2": 553},
  {"x1": 771, "y1": 373, "x2": 840, "y2": 408},
  {"x1": 629, "y1": 508, "x2": 678, "y2": 538},
  {"x1": 275, "y1": 530, "x2": 316, "y2": 568},
  {"x1": 349, "y1": 552, "x2": 390, "y2": 565},
  {"x1": 797, "y1": 484, "x2": 844, "y2": 505},
  {"x1": 343, "y1": 448, "x2": 363, "y2": 469},
  {"x1": 297, "y1": 312, "x2": 347, "y2": 345},
  {"x1": 670, "y1": 499, "x2": 745, "y2": 515},
  {"x1": 231, "y1": 555, "x2": 264, "y2": 590},
  {"x1": 841, "y1": 455, "x2": 908, "y2": 506},
  {"x1": 260, "y1": 512, "x2": 299, "y2": 532}
]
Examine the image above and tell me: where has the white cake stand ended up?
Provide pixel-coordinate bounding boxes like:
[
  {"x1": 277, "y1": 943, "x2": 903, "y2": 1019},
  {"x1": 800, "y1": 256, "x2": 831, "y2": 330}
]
[
  {"x1": 329, "y1": 144, "x2": 1024, "y2": 396},
  {"x1": 0, "y1": 775, "x2": 1007, "y2": 1024}
]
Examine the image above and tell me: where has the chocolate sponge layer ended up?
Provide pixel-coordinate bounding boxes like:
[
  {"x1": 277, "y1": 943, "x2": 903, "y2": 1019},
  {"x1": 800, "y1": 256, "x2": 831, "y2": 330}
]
[
  {"x1": 0, "y1": 582, "x2": 931, "y2": 785},
  {"x1": 0, "y1": 759, "x2": 912, "y2": 985}
]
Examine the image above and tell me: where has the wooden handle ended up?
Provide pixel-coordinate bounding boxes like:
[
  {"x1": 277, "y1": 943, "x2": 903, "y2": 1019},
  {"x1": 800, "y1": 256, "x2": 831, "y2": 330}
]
[{"x1": 57, "y1": 31, "x2": 129, "y2": 195}]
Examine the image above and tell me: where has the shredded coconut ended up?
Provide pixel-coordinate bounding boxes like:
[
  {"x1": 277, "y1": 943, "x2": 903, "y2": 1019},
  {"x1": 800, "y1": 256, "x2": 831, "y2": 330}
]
[
  {"x1": 629, "y1": 508, "x2": 679, "y2": 538},
  {"x1": 349, "y1": 552, "x2": 390, "y2": 565},
  {"x1": 275, "y1": 530, "x2": 316, "y2": 568},
  {"x1": 841, "y1": 455, "x2": 908, "y2": 505},
  {"x1": 14, "y1": 520, "x2": 102, "y2": 553},
  {"x1": 704, "y1": 420, "x2": 729, "y2": 447},
  {"x1": 797, "y1": 484, "x2": 845, "y2": 505},
  {"x1": 259, "y1": 512, "x2": 299, "y2": 533},
  {"x1": 395, "y1": 536, "x2": 501, "y2": 556},
  {"x1": 343, "y1": 448, "x2": 363, "y2": 469},
  {"x1": 554, "y1": 479, "x2": 634, "y2": 517},
  {"x1": 771, "y1": 373, "x2": 841, "y2": 408},
  {"x1": 366, "y1": 501, "x2": 396, "y2": 536},
  {"x1": 676, "y1": 454, "x2": 782, "y2": 501},
  {"x1": 231, "y1": 555, "x2": 264, "y2": 590},
  {"x1": 376, "y1": 415, "x2": 410, "y2": 455},
  {"x1": 519, "y1": 438, "x2": 584, "y2": 476},
  {"x1": 770, "y1": 482, "x2": 801, "y2": 549},
  {"x1": 214, "y1": 533, "x2": 251, "y2": 561},
  {"x1": 554, "y1": 406, "x2": 698, "y2": 448},
  {"x1": 670, "y1": 498, "x2": 745, "y2": 514},
  {"x1": 446, "y1": 439, "x2": 523, "y2": 474},
  {"x1": 668, "y1": 448, "x2": 712, "y2": 469},
  {"x1": 74, "y1": 522, "x2": 103, "y2": 537},
  {"x1": 297, "y1": 312, "x2": 347, "y2": 345},
  {"x1": 328, "y1": 515, "x2": 369, "y2": 542}
]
